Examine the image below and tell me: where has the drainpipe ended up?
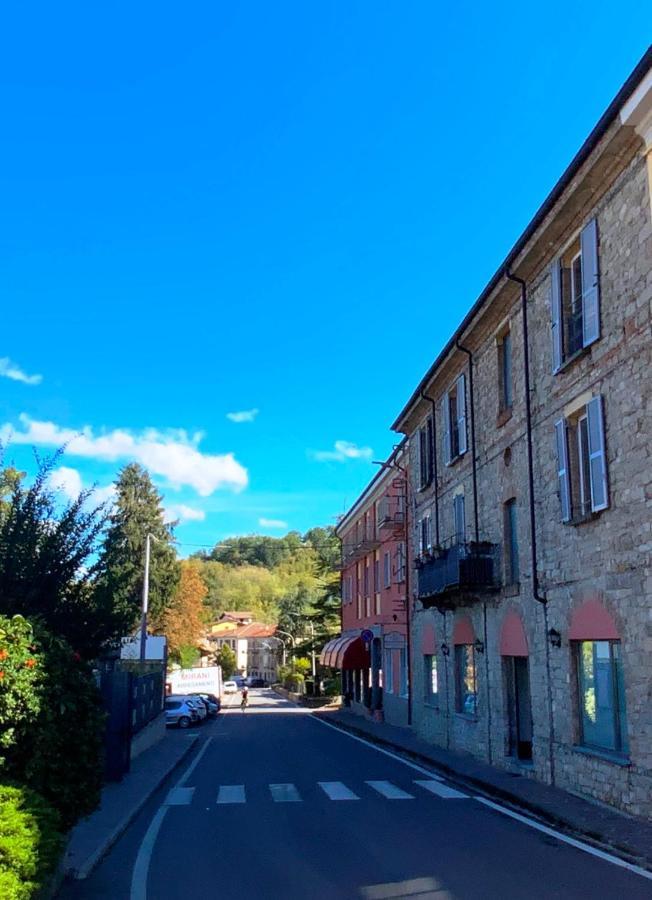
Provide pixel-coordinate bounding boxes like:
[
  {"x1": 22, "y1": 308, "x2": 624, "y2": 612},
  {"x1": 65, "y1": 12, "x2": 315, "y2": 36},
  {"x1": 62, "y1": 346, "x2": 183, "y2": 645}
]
[
  {"x1": 505, "y1": 268, "x2": 555, "y2": 786},
  {"x1": 420, "y1": 390, "x2": 440, "y2": 545},
  {"x1": 455, "y1": 341, "x2": 479, "y2": 543}
]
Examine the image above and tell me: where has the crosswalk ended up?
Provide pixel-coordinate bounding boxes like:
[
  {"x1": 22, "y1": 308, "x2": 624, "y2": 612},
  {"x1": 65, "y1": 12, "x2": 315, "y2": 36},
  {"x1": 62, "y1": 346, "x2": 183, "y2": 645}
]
[{"x1": 168, "y1": 779, "x2": 470, "y2": 807}]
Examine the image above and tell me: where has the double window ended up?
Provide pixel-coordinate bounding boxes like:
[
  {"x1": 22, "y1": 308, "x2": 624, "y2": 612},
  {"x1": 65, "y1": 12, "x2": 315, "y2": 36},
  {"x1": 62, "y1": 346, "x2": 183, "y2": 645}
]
[
  {"x1": 454, "y1": 644, "x2": 477, "y2": 716},
  {"x1": 576, "y1": 640, "x2": 628, "y2": 755},
  {"x1": 442, "y1": 375, "x2": 468, "y2": 465},
  {"x1": 555, "y1": 395, "x2": 608, "y2": 522},
  {"x1": 424, "y1": 654, "x2": 438, "y2": 706},
  {"x1": 383, "y1": 551, "x2": 391, "y2": 589},
  {"x1": 551, "y1": 218, "x2": 600, "y2": 371},
  {"x1": 395, "y1": 541, "x2": 406, "y2": 583},
  {"x1": 419, "y1": 514, "x2": 432, "y2": 557},
  {"x1": 453, "y1": 494, "x2": 466, "y2": 545},
  {"x1": 418, "y1": 417, "x2": 435, "y2": 489}
]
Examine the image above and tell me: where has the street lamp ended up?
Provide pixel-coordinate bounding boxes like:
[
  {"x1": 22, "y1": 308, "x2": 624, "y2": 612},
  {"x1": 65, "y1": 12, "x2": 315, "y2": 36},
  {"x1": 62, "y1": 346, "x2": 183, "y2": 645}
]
[
  {"x1": 274, "y1": 629, "x2": 295, "y2": 666},
  {"x1": 140, "y1": 533, "x2": 162, "y2": 662}
]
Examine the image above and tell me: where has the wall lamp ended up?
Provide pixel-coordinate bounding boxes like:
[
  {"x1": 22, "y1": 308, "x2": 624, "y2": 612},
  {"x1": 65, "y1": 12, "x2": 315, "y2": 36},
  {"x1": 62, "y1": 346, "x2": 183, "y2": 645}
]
[
  {"x1": 441, "y1": 643, "x2": 450, "y2": 656},
  {"x1": 474, "y1": 639, "x2": 485, "y2": 655},
  {"x1": 548, "y1": 628, "x2": 562, "y2": 648}
]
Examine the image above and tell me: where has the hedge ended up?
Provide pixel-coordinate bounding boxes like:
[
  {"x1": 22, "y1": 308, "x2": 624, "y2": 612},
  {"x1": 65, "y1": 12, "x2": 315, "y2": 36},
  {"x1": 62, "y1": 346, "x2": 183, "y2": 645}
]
[{"x1": 0, "y1": 782, "x2": 63, "y2": 900}]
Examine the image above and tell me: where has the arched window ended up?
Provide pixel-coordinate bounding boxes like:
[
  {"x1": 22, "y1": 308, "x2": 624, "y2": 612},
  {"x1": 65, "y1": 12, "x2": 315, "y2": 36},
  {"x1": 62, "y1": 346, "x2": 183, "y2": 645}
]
[{"x1": 453, "y1": 617, "x2": 476, "y2": 717}]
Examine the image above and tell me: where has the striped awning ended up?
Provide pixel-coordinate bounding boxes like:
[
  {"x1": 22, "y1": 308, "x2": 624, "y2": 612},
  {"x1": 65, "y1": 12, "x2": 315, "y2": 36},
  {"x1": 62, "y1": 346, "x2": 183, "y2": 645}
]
[{"x1": 320, "y1": 634, "x2": 369, "y2": 669}]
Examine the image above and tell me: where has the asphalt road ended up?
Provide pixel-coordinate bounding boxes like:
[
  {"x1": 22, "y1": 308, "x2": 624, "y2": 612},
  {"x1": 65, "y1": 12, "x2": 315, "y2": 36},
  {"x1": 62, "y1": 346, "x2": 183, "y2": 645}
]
[{"x1": 62, "y1": 689, "x2": 652, "y2": 899}]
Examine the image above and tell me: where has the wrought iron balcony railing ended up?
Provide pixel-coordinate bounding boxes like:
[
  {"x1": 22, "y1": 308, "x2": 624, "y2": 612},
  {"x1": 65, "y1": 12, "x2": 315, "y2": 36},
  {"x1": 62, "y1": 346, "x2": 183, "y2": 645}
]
[{"x1": 416, "y1": 540, "x2": 500, "y2": 606}]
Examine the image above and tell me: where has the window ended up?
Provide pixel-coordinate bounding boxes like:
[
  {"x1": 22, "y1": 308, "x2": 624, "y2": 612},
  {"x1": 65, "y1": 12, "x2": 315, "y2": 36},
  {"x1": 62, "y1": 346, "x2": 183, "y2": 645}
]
[
  {"x1": 576, "y1": 640, "x2": 628, "y2": 755},
  {"x1": 424, "y1": 654, "x2": 438, "y2": 706},
  {"x1": 551, "y1": 218, "x2": 600, "y2": 371},
  {"x1": 419, "y1": 514, "x2": 432, "y2": 556},
  {"x1": 363, "y1": 562, "x2": 370, "y2": 597},
  {"x1": 555, "y1": 395, "x2": 608, "y2": 523},
  {"x1": 453, "y1": 494, "x2": 465, "y2": 545},
  {"x1": 498, "y1": 330, "x2": 513, "y2": 412},
  {"x1": 418, "y1": 417, "x2": 434, "y2": 489},
  {"x1": 384, "y1": 650, "x2": 394, "y2": 694},
  {"x1": 373, "y1": 555, "x2": 380, "y2": 593},
  {"x1": 396, "y1": 542, "x2": 406, "y2": 583},
  {"x1": 504, "y1": 498, "x2": 519, "y2": 586},
  {"x1": 442, "y1": 375, "x2": 467, "y2": 465},
  {"x1": 455, "y1": 644, "x2": 477, "y2": 716},
  {"x1": 399, "y1": 648, "x2": 409, "y2": 698},
  {"x1": 383, "y1": 551, "x2": 391, "y2": 589}
]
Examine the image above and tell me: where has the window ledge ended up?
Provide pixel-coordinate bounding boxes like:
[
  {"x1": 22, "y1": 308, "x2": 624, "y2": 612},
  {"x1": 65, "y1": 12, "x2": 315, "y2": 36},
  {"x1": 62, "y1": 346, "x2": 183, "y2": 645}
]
[
  {"x1": 572, "y1": 745, "x2": 630, "y2": 767},
  {"x1": 569, "y1": 511, "x2": 600, "y2": 527},
  {"x1": 496, "y1": 407, "x2": 513, "y2": 428},
  {"x1": 454, "y1": 713, "x2": 478, "y2": 723},
  {"x1": 503, "y1": 582, "x2": 520, "y2": 597},
  {"x1": 555, "y1": 345, "x2": 591, "y2": 375},
  {"x1": 446, "y1": 452, "x2": 466, "y2": 468}
]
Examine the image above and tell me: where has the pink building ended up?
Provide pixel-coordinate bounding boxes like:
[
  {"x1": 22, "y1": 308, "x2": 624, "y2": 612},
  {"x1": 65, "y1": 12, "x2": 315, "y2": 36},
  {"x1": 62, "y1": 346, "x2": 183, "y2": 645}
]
[{"x1": 321, "y1": 442, "x2": 410, "y2": 726}]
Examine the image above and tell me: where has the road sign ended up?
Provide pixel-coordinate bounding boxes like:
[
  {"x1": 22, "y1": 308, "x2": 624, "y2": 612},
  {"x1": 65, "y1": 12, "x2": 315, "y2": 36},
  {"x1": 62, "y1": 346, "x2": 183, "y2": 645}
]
[{"x1": 361, "y1": 629, "x2": 374, "y2": 644}]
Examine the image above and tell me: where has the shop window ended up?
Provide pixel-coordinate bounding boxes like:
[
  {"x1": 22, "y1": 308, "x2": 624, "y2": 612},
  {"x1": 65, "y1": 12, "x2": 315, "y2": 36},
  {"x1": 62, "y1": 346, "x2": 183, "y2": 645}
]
[
  {"x1": 423, "y1": 654, "x2": 438, "y2": 706},
  {"x1": 575, "y1": 640, "x2": 628, "y2": 755},
  {"x1": 455, "y1": 644, "x2": 477, "y2": 716}
]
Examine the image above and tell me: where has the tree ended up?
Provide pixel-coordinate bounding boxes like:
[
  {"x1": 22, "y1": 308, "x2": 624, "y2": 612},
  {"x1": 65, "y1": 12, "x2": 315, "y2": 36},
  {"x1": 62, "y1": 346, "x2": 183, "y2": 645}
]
[
  {"x1": 94, "y1": 464, "x2": 179, "y2": 638},
  {"x1": 0, "y1": 455, "x2": 112, "y2": 658},
  {"x1": 163, "y1": 561, "x2": 206, "y2": 663},
  {"x1": 200, "y1": 560, "x2": 280, "y2": 623},
  {"x1": 217, "y1": 644, "x2": 236, "y2": 679}
]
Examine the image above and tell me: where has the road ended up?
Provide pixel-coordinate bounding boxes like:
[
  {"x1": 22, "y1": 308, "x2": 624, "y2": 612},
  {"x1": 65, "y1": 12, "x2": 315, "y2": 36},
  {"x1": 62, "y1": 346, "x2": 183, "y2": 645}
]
[{"x1": 62, "y1": 689, "x2": 652, "y2": 899}]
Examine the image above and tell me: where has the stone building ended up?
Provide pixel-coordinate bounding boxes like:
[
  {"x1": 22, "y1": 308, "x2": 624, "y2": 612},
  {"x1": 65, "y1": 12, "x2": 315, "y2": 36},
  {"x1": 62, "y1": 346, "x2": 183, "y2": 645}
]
[
  {"x1": 391, "y1": 50, "x2": 652, "y2": 816},
  {"x1": 323, "y1": 442, "x2": 410, "y2": 726}
]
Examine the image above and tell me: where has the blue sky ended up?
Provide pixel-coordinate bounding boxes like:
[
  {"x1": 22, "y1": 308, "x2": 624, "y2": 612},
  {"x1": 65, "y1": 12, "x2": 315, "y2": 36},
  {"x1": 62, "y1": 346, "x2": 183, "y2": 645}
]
[{"x1": 1, "y1": 4, "x2": 649, "y2": 554}]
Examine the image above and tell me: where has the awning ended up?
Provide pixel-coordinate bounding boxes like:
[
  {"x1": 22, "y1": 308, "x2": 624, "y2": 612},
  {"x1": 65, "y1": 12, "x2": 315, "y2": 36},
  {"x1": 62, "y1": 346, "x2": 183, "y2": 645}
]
[{"x1": 320, "y1": 634, "x2": 369, "y2": 669}]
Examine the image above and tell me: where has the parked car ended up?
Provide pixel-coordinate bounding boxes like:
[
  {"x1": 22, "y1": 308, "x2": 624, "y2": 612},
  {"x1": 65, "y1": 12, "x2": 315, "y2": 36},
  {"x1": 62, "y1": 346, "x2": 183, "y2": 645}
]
[
  {"x1": 232, "y1": 675, "x2": 245, "y2": 688},
  {"x1": 223, "y1": 681, "x2": 238, "y2": 694},
  {"x1": 191, "y1": 693, "x2": 220, "y2": 716},
  {"x1": 245, "y1": 677, "x2": 265, "y2": 688},
  {"x1": 169, "y1": 694, "x2": 207, "y2": 722},
  {"x1": 165, "y1": 698, "x2": 198, "y2": 729}
]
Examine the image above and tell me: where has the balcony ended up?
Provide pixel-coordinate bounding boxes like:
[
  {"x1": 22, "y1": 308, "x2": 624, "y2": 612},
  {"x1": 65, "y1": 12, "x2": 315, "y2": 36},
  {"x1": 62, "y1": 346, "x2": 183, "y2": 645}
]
[
  {"x1": 417, "y1": 541, "x2": 500, "y2": 607},
  {"x1": 376, "y1": 497, "x2": 405, "y2": 533}
]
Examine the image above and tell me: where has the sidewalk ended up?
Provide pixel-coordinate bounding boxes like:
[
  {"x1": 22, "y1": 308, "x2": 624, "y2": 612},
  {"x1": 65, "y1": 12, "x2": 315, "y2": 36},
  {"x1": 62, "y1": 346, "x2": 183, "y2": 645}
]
[
  {"x1": 316, "y1": 708, "x2": 652, "y2": 870},
  {"x1": 63, "y1": 730, "x2": 199, "y2": 880}
]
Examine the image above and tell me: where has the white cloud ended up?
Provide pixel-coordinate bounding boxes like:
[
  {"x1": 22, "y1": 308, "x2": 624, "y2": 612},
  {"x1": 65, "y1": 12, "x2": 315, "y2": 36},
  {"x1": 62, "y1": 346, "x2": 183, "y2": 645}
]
[
  {"x1": 50, "y1": 466, "x2": 83, "y2": 500},
  {"x1": 311, "y1": 440, "x2": 373, "y2": 463},
  {"x1": 0, "y1": 357, "x2": 42, "y2": 386},
  {"x1": 2, "y1": 415, "x2": 248, "y2": 496},
  {"x1": 49, "y1": 466, "x2": 116, "y2": 508},
  {"x1": 165, "y1": 504, "x2": 206, "y2": 523},
  {"x1": 226, "y1": 408, "x2": 259, "y2": 423},
  {"x1": 258, "y1": 517, "x2": 288, "y2": 529}
]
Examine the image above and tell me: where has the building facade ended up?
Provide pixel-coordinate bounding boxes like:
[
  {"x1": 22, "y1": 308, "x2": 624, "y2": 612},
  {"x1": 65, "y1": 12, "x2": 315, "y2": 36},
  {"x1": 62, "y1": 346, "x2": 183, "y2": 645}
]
[
  {"x1": 323, "y1": 444, "x2": 410, "y2": 726},
  {"x1": 391, "y1": 53, "x2": 652, "y2": 817},
  {"x1": 206, "y1": 612, "x2": 279, "y2": 683}
]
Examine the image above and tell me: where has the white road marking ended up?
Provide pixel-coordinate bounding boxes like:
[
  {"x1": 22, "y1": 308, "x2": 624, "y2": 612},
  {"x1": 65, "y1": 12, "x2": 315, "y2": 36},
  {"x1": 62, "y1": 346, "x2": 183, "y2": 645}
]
[
  {"x1": 165, "y1": 787, "x2": 195, "y2": 806},
  {"x1": 269, "y1": 783, "x2": 302, "y2": 802},
  {"x1": 476, "y1": 798, "x2": 652, "y2": 882},
  {"x1": 130, "y1": 737, "x2": 213, "y2": 900},
  {"x1": 318, "y1": 781, "x2": 360, "y2": 800},
  {"x1": 311, "y1": 715, "x2": 652, "y2": 882},
  {"x1": 366, "y1": 780, "x2": 414, "y2": 800},
  {"x1": 414, "y1": 779, "x2": 468, "y2": 800},
  {"x1": 217, "y1": 785, "x2": 246, "y2": 804}
]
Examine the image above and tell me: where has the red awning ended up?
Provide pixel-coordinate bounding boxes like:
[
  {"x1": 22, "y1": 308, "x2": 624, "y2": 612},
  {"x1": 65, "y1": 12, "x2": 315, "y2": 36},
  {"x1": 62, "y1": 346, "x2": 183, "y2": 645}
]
[{"x1": 320, "y1": 635, "x2": 369, "y2": 669}]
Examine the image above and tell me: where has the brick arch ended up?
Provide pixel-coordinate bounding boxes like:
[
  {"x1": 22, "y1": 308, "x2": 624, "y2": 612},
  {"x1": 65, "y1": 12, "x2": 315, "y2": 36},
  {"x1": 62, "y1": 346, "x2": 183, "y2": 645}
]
[
  {"x1": 499, "y1": 610, "x2": 528, "y2": 657},
  {"x1": 453, "y1": 615, "x2": 475, "y2": 645},
  {"x1": 568, "y1": 598, "x2": 619, "y2": 640}
]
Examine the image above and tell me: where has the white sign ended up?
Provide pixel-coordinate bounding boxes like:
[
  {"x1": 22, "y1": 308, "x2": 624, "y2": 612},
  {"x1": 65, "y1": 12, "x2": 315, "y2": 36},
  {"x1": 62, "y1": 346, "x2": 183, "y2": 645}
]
[
  {"x1": 167, "y1": 666, "x2": 223, "y2": 698},
  {"x1": 120, "y1": 635, "x2": 167, "y2": 660}
]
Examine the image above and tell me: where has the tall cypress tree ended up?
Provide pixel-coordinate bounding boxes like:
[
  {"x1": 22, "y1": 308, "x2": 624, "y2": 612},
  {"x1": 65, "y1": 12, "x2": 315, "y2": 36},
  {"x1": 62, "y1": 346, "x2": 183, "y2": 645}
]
[{"x1": 94, "y1": 463, "x2": 179, "y2": 637}]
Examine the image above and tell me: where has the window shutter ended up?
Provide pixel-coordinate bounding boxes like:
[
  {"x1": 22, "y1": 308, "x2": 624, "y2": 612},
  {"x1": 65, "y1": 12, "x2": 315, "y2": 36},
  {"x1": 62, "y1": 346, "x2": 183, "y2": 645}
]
[
  {"x1": 555, "y1": 419, "x2": 571, "y2": 522},
  {"x1": 456, "y1": 374, "x2": 467, "y2": 455},
  {"x1": 426, "y1": 416, "x2": 434, "y2": 483},
  {"x1": 587, "y1": 395, "x2": 609, "y2": 512},
  {"x1": 581, "y1": 218, "x2": 600, "y2": 347},
  {"x1": 551, "y1": 259, "x2": 563, "y2": 372},
  {"x1": 418, "y1": 427, "x2": 426, "y2": 488},
  {"x1": 442, "y1": 394, "x2": 452, "y2": 465}
]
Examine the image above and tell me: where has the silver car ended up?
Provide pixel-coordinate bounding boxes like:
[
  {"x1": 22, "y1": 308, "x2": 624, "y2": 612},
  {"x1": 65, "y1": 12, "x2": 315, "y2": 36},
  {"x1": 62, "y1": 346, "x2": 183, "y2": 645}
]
[
  {"x1": 165, "y1": 697, "x2": 198, "y2": 729},
  {"x1": 170, "y1": 694, "x2": 208, "y2": 722}
]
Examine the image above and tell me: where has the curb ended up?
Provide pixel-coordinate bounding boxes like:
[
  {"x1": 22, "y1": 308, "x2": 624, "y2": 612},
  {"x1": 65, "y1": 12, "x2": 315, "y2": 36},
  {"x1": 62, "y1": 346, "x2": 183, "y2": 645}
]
[
  {"x1": 315, "y1": 713, "x2": 652, "y2": 872},
  {"x1": 62, "y1": 734, "x2": 200, "y2": 883}
]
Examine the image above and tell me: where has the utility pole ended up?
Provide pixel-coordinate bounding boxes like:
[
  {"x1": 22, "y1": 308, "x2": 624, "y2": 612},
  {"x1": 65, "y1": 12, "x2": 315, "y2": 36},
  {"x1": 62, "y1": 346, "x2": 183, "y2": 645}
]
[
  {"x1": 140, "y1": 533, "x2": 162, "y2": 662},
  {"x1": 309, "y1": 620, "x2": 316, "y2": 678}
]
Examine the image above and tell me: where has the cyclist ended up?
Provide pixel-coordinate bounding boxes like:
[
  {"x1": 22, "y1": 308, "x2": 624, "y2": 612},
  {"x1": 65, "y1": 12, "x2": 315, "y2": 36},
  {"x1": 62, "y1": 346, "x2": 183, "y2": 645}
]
[{"x1": 240, "y1": 686, "x2": 249, "y2": 711}]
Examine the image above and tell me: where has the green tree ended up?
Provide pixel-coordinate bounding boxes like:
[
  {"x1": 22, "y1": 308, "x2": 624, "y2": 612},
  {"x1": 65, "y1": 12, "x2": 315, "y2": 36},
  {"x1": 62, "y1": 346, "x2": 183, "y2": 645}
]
[
  {"x1": 217, "y1": 644, "x2": 236, "y2": 679},
  {"x1": 94, "y1": 464, "x2": 179, "y2": 638},
  {"x1": 0, "y1": 456, "x2": 111, "y2": 658}
]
